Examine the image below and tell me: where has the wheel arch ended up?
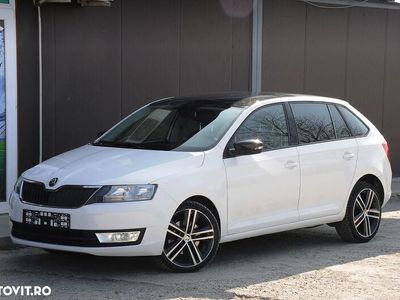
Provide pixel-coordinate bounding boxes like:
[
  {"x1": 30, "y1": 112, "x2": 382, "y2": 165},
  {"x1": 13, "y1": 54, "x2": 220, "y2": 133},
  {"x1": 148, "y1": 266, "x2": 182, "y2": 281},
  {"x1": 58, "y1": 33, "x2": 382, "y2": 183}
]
[
  {"x1": 180, "y1": 195, "x2": 221, "y2": 229},
  {"x1": 354, "y1": 174, "x2": 385, "y2": 205}
]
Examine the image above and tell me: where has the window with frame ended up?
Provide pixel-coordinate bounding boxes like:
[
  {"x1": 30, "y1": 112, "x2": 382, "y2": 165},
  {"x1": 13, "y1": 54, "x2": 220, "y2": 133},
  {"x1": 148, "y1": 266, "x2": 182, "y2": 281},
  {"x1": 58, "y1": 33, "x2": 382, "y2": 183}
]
[
  {"x1": 291, "y1": 103, "x2": 335, "y2": 144},
  {"x1": 337, "y1": 105, "x2": 369, "y2": 137},
  {"x1": 328, "y1": 104, "x2": 352, "y2": 139},
  {"x1": 233, "y1": 104, "x2": 289, "y2": 151}
]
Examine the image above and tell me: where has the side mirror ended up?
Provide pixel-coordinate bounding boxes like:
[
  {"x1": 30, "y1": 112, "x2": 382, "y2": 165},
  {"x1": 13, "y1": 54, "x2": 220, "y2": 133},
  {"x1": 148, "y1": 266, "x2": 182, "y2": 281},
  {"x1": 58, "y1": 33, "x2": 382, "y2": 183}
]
[
  {"x1": 97, "y1": 131, "x2": 106, "y2": 138},
  {"x1": 231, "y1": 139, "x2": 263, "y2": 156}
]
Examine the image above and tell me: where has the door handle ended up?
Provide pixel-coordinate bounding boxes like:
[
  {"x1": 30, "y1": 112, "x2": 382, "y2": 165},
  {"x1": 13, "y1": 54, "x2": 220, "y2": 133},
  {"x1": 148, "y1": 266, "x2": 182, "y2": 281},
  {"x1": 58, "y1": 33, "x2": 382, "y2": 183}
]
[
  {"x1": 284, "y1": 161, "x2": 298, "y2": 169},
  {"x1": 343, "y1": 152, "x2": 355, "y2": 160}
]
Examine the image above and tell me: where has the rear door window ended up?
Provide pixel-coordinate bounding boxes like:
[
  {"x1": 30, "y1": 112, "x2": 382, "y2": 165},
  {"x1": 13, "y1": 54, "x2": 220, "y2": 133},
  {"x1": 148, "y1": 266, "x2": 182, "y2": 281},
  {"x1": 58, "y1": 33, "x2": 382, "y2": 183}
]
[
  {"x1": 336, "y1": 106, "x2": 369, "y2": 137},
  {"x1": 328, "y1": 104, "x2": 352, "y2": 139},
  {"x1": 290, "y1": 103, "x2": 335, "y2": 144}
]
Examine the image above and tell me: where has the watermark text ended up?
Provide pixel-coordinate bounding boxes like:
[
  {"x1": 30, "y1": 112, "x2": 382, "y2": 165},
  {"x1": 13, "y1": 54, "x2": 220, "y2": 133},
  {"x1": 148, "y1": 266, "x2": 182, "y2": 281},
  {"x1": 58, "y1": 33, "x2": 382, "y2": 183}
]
[{"x1": 0, "y1": 286, "x2": 51, "y2": 297}]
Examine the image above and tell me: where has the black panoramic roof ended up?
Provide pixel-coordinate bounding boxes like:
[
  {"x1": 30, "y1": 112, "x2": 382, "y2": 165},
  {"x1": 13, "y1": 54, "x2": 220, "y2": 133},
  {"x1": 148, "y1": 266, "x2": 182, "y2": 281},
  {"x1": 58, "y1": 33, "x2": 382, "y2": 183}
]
[{"x1": 151, "y1": 92, "x2": 295, "y2": 108}]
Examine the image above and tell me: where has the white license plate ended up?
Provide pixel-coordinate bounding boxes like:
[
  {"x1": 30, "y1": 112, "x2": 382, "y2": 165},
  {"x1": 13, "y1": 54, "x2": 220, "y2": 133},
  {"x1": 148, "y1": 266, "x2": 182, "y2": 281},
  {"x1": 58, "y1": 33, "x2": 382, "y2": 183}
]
[{"x1": 23, "y1": 209, "x2": 70, "y2": 229}]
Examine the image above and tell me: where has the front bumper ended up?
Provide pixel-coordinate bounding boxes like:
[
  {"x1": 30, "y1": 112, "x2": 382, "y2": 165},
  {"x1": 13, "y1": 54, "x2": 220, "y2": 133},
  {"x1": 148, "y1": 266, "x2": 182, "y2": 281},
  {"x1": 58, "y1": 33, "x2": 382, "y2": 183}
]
[
  {"x1": 11, "y1": 221, "x2": 146, "y2": 247},
  {"x1": 8, "y1": 188, "x2": 178, "y2": 256}
]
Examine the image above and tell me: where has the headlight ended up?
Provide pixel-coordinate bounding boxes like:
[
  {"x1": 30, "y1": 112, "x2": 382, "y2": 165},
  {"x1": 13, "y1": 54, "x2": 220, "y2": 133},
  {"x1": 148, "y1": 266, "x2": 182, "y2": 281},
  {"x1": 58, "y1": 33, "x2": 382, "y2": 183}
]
[
  {"x1": 14, "y1": 176, "x2": 23, "y2": 195},
  {"x1": 94, "y1": 185, "x2": 157, "y2": 203}
]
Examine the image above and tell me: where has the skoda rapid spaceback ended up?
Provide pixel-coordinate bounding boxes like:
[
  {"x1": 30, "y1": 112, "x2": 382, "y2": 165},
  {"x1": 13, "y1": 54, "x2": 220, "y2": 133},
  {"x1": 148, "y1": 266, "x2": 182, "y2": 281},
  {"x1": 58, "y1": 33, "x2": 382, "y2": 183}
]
[{"x1": 9, "y1": 93, "x2": 392, "y2": 272}]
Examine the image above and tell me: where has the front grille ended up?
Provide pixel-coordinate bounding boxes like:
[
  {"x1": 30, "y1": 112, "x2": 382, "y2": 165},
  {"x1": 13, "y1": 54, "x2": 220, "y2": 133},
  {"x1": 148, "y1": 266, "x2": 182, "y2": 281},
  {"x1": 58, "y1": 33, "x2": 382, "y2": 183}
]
[
  {"x1": 21, "y1": 181, "x2": 98, "y2": 208},
  {"x1": 11, "y1": 222, "x2": 145, "y2": 247}
]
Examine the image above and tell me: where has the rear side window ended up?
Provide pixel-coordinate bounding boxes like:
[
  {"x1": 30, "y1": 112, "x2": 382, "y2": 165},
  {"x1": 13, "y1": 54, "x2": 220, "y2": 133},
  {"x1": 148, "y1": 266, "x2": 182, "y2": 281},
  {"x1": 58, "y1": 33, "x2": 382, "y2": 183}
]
[
  {"x1": 234, "y1": 104, "x2": 289, "y2": 151},
  {"x1": 291, "y1": 103, "x2": 335, "y2": 144},
  {"x1": 328, "y1": 104, "x2": 351, "y2": 139},
  {"x1": 337, "y1": 106, "x2": 369, "y2": 137}
]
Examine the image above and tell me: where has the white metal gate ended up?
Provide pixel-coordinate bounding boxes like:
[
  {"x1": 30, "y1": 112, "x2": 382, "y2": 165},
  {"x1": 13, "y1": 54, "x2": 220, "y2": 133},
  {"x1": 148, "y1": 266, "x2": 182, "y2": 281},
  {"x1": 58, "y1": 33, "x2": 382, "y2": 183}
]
[{"x1": 0, "y1": 0, "x2": 17, "y2": 214}]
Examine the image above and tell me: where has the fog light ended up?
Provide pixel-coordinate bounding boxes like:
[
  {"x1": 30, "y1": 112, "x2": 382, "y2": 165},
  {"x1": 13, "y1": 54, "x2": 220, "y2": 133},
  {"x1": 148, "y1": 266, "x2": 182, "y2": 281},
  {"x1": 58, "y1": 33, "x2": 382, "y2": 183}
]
[{"x1": 96, "y1": 231, "x2": 141, "y2": 243}]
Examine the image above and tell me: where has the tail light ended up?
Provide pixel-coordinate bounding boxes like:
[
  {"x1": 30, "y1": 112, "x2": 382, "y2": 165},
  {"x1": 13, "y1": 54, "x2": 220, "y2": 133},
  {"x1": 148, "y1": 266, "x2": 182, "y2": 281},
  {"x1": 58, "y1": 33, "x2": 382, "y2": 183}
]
[{"x1": 382, "y1": 141, "x2": 390, "y2": 161}]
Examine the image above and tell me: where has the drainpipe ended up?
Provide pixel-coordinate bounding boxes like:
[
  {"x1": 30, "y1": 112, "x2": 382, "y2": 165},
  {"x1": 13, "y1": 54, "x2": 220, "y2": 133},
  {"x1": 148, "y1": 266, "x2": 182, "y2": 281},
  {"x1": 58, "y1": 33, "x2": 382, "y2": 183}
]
[
  {"x1": 252, "y1": 0, "x2": 263, "y2": 94},
  {"x1": 38, "y1": 5, "x2": 43, "y2": 163}
]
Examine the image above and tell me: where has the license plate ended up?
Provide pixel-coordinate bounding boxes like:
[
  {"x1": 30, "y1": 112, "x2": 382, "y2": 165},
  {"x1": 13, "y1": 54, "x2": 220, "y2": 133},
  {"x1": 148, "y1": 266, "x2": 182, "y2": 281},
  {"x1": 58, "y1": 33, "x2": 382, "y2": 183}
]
[{"x1": 23, "y1": 209, "x2": 71, "y2": 229}]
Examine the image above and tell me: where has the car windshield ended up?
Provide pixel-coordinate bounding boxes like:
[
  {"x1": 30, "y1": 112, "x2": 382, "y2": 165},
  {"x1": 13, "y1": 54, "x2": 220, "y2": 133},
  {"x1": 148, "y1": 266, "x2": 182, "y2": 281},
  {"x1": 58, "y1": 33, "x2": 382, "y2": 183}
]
[{"x1": 93, "y1": 99, "x2": 244, "y2": 151}]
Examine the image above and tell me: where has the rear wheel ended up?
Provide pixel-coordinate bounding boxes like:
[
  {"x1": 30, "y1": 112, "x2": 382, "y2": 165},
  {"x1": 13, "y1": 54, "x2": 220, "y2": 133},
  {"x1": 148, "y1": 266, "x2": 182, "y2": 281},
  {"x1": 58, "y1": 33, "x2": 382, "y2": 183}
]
[
  {"x1": 335, "y1": 182, "x2": 382, "y2": 243},
  {"x1": 158, "y1": 201, "x2": 220, "y2": 272}
]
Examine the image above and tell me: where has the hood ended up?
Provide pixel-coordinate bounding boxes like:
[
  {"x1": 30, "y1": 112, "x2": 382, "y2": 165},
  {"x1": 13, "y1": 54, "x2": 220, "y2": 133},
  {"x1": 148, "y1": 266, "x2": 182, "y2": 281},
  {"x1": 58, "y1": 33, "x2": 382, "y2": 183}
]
[{"x1": 23, "y1": 145, "x2": 205, "y2": 189}]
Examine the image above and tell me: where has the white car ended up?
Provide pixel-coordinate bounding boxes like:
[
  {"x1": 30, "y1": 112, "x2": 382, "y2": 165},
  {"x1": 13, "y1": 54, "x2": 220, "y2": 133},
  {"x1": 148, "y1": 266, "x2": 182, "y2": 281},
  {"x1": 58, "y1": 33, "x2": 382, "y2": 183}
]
[{"x1": 9, "y1": 93, "x2": 392, "y2": 272}]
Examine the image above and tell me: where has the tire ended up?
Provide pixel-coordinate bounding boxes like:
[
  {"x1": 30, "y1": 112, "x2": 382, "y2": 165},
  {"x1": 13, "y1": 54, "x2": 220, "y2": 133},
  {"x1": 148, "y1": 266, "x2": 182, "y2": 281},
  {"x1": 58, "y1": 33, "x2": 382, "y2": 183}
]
[
  {"x1": 157, "y1": 200, "x2": 220, "y2": 272},
  {"x1": 335, "y1": 182, "x2": 382, "y2": 243}
]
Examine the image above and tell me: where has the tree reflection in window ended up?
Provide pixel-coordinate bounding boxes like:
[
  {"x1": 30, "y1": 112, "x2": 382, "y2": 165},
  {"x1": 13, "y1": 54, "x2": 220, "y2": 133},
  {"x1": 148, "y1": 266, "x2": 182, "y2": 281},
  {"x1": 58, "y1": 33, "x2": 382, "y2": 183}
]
[
  {"x1": 234, "y1": 104, "x2": 289, "y2": 151},
  {"x1": 291, "y1": 103, "x2": 335, "y2": 144},
  {"x1": 337, "y1": 105, "x2": 369, "y2": 137},
  {"x1": 328, "y1": 104, "x2": 351, "y2": 139}
]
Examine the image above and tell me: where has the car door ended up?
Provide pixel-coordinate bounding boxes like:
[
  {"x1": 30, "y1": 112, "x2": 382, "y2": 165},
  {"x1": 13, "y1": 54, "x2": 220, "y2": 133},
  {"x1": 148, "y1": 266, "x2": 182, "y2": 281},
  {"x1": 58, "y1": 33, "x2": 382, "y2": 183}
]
[
  {"x1": 224, "y1": 103, "x2": 300, "y2": 235},
  {"x1": 290, "y1": 102, "x2": 358, "y2": 220}
]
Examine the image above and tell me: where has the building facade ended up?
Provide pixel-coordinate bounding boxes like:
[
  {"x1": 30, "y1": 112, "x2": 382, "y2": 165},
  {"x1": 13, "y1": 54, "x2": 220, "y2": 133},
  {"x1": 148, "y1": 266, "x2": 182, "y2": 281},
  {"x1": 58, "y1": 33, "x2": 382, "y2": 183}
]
[{"x1": 1, "y1": 0, "x2": 400, "y2": 214}]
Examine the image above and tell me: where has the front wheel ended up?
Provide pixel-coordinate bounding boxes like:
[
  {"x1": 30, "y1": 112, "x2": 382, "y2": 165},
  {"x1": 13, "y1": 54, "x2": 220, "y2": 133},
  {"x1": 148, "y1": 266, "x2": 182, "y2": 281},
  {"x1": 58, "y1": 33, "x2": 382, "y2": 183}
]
[
  {"x1": 158, "y1": 201, "x2": 220, "y2": 272},
  {"x1": 335, "y1": 182, "x2": 382, "y2": 243}
]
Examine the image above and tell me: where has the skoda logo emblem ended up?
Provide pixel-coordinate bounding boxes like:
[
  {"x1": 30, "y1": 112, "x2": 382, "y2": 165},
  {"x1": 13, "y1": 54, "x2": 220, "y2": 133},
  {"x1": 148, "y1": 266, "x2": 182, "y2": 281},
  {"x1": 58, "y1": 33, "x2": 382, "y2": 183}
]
[{"x1": 49, "y1": 178, "x2": 58, "y2": 187}]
